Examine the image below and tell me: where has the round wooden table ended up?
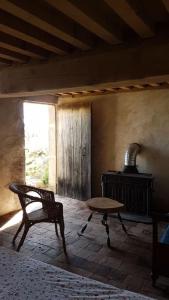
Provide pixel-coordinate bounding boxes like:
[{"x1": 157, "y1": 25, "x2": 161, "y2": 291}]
[{"x1": 80, "y1": 197, "x2": 127, "y2": 247}]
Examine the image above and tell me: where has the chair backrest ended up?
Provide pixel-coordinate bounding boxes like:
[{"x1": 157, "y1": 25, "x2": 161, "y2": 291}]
[{"x1": 9, "y1": 183, "x2": 55, "y2": 217}]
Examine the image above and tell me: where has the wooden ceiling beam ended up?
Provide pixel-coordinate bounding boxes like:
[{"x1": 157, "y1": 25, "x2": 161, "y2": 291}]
[
  {"x1": 0, "y1": 10, "x2": 69, "y2": 55},
  {"x1": 0, "y1": 24, "x2": 66, "y2": 55},
  {"x1": 0, "y1": 47, "x2": 27, "y2": 62},
  {"x1": 0, "y1": 41, "x2": 42, "y2": 59},
  {"x1": 0, "y1": 32, "x2": 49, "y2": 59},
  {"x1": 0, "y1": 56, "x2": 11, "y2": 64},
  {"x1": 46, "y1": 0, "x2": 121, "y2": 44},
  {"x1": 105, "y1": 0, "x2": 154, "y2": 38},
  {"x1": 162, "y1": 0, "x2": 169, "y2": 13},
  {"x1": 0, "y1": 0, "x2": 91, "y2": 50}
]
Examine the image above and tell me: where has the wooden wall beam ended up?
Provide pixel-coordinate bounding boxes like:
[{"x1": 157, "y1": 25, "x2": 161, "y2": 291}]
[
  {"x1": 105, "y1": 0, "x2": 154, "y2": 38},
  {"x1": 46, "y1": 0, "x2": 121, "y2": 44},
  {"x1": 23, "y1": 95, "x2": 58, "y2": 104},
  {"x1": 0, "y1": 38, "x2": 169, "y2": 97}
]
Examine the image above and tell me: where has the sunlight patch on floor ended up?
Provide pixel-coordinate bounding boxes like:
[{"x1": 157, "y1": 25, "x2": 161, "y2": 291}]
[
  {"x1": 0, "y1": 210, "x2": 22, "y2": 231},
  {"x1": 0, "y1": 201, "x2": 41, "y2": 231}
]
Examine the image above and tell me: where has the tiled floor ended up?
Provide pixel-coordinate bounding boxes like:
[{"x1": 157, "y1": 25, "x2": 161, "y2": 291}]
[{"x1": 0, "y1": 195, "x2": 169, "y2": 299}]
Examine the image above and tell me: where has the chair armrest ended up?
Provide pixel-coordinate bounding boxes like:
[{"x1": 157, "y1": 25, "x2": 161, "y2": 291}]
[
  {"x1": 24, "y1": 185, "x2": 55, "y2": 203},
  {"x1": 42, "y1": 200, "x2": 63, "y2": 219}
]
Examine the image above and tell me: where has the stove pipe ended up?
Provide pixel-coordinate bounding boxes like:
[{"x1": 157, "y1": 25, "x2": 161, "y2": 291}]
[{"x1": 123, "y1": 143, "x2": 141, "y2": 173}]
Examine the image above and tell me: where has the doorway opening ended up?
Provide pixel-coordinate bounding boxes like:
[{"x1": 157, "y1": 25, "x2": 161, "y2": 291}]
[{"x1": 23, "y1": 102, "x2": 56, "y2": 192}]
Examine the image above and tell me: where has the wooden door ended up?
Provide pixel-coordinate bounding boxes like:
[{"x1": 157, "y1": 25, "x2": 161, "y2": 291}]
[{"x1": 57, "y1": 102, "x2": 91, "y2": 200}]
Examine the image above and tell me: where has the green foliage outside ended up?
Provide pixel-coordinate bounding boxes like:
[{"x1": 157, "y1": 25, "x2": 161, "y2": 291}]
[
  {"x1": 25, "y1": 148, "x2": 49, "y2": 187},
  {"x1": 42, "y1": 165, "x2": 49, "y2": 185}
]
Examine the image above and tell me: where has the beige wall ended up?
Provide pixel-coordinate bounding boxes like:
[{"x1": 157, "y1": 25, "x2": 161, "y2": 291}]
[
  {"x1": 0, "y1": 99, "x2": 24, "y2": 216},
  {"x1": 92, "y1": 89, "x2": 169, "y2": 210},
  {"x1": 1, "y1": 88, "x2": 169, "y2": 215}
]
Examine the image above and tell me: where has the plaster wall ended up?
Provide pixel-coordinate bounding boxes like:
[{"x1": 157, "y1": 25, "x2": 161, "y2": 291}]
[
  {"x1": 91, "y1": 89, "x2": 169, "y2": 210},
  {"x1": 0, "y1": 99, "x2": 24, "y2": 216}
]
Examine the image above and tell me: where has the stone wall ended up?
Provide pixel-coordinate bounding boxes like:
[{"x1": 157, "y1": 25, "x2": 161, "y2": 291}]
[
  {"x1": 0, "y1": 99, "x2": 24, "y2": 216},
  {"x1": 91, "y1": 89, "x2": 169, "y2": 210}
]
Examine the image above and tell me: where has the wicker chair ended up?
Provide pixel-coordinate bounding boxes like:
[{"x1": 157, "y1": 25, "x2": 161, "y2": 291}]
[{"x1": 9, "y1": 183, "x2": 66, "y2": 253}]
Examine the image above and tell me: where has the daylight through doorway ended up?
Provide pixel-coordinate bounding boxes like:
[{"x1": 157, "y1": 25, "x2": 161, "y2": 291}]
[{"x1": 23, "y1": 102, "x2": 56, "y2": 191}]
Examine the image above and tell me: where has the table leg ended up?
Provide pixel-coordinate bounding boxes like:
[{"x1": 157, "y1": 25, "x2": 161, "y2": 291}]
[
  {"x1": 80, "y1": 212, "x2": 93, "y2": 234},
  {"x1": 102, "y1": 213, "x2": 111, "y2": 247},
  {"x1": 118, "y1": 212, "x2": 127, "y2": 234}
]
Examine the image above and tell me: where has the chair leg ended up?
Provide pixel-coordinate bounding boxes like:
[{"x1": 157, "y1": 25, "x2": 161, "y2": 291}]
[
  {"x1": 55, "y1": 222, "x2": 59, "y2": 237},
  {"x1": 102, "y1": 213, "x2": 111, "y2": 247},
  {"x1": 80, "y1": 212, "x2": 93, "y2": 234},
  {"x1": 59, "y1": 219, "x2": 67, "y2": 255},
  {"x1": 16, "y1": 224, "x2": 29, "y2": 252},
  {"x1": 12, "y1": 220, "x2": 24, "y2": 245},
  {"x1": 118, "y1": 212, "x2": 128, "y2": 234}
]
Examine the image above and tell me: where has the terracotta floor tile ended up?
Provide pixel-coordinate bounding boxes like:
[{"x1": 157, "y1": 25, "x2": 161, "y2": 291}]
[{"x1": 0, "y1": 196, "x2": 169, "y2": 299}]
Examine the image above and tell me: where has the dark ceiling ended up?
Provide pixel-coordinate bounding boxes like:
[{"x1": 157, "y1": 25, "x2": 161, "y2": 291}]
[{"x1": 0, "y1": 0, "x2": 168, "y2": 67}]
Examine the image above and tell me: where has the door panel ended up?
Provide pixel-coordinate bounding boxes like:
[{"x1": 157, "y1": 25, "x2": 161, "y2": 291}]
[{"x1": 57, "y1": 102, "x2": 91, "y2": 200}]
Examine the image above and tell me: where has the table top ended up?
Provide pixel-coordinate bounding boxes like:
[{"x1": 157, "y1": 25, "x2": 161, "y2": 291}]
[{"x1": 86, "y1": 197, "x2": 124, "y2": 213}]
